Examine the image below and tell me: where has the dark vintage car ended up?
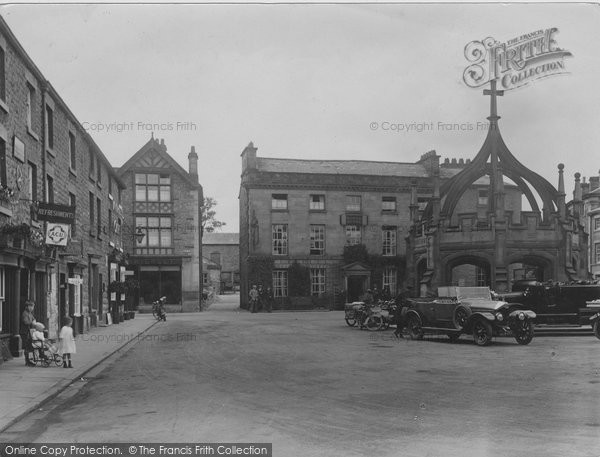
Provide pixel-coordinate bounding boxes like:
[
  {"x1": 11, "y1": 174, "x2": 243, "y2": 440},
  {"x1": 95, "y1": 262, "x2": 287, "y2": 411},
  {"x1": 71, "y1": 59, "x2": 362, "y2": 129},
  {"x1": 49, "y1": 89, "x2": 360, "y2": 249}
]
[
  {"x1": 404, "y1": 286, "x2": 536, "y2": 346},
  {"x1": 498, "y1": 280, "x2": 600, "y2": 326}
]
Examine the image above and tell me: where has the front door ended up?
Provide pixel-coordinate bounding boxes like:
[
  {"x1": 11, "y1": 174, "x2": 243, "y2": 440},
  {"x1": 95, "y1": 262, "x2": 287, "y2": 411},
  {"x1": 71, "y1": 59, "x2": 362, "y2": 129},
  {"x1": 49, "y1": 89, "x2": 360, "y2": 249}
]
[{"x1": 347, "y1": 276, "x2": 366, "y2": 302}]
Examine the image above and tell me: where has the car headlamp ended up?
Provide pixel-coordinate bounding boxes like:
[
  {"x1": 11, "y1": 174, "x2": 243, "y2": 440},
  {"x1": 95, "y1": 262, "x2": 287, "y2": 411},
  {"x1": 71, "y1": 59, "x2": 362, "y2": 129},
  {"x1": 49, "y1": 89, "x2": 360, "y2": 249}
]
[{"x1": 495, "y1": 313, "x2": 504, "y2": 322}]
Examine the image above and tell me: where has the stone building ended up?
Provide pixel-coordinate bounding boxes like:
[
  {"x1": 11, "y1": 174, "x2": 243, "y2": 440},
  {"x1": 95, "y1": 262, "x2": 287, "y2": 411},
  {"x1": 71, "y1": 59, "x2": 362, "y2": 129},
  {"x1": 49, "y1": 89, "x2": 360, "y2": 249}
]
[
  {"x1": 117, "y1": 138, "x2": 203, "y2": 311},
  {"x1": 238, "y1": 142, "x2": 521, "y2": 309},
  {"x1": 202, "y1": 232, "x2": 240, "y2": 293},
  {"x1": 0, "y1": 16, "x2": 125, "y2": 356},
  {"x1": 406, "y1": 81, "x2": 589, "y2": 295},
  {"x1": 578, "y1": 171, "x2": 600, "y2": 279}
]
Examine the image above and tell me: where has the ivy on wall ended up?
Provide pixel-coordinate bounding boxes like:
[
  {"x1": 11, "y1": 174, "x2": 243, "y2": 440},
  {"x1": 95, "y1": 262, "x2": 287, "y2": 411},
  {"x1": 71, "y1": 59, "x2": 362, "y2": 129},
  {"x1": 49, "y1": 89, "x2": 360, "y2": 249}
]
[
  {"x1": 343, "y1": 243, "x2": 407, "y2": 289},
  {"x1": 288, "y1": 261, "x2": 311, "y2": 296},
  {"x1": 247, "y1": 255, "x2": 274, "y2": 287}
]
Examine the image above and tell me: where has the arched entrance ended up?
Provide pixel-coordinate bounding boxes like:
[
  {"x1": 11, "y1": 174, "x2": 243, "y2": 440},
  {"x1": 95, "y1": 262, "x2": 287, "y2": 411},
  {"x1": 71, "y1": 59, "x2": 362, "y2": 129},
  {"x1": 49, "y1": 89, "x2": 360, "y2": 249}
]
[
  {"x1": 508, "y1": 255, "x2": 552, "y2": 290},
  {"x1": 445, "y1": 255, "x2": 492, "y2": 288}
]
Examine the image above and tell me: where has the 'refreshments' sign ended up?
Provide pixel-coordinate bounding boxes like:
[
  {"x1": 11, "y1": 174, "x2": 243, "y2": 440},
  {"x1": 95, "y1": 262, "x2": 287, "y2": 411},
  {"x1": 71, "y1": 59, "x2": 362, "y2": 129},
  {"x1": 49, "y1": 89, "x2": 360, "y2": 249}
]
[{"x1": 463, "y1": 28, "x2": 572, "y2": 90}]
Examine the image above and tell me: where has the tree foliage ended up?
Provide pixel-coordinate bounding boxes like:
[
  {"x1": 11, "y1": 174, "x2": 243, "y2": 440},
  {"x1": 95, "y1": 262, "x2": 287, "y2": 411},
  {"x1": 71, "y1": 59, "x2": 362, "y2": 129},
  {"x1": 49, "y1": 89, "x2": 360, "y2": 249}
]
[{"x1": 202, "y1": 197, "x2": 227, "y2": 233}]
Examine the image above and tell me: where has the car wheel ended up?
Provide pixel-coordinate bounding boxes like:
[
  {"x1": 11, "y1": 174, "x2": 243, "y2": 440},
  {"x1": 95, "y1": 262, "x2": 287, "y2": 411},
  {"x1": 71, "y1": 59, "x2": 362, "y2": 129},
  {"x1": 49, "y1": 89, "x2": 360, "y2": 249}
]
[
  {"x1": 364, "y1": 315, "x2": 383, "y2": 331},
  {"x1": 472, "y1": 319, "x2": 493, "y2": 346},
  {"x1": 406, "y1": 314, "x2": 424, "y2": 340},
  {"x1": 453, "y1": 305, "x2": 472, "y2": 330},
  {"x1": 513, "y1": 320, "x2": 534, "y2": 345},
  {"x1": 345, "y1": 318, "x2": 357, "y2": 327},
  {"x1": 593, "y1": 320, "x2": 600, "y2": 340},
  {"x1": 447, "y1": 332, "x2": 461, "y2": 343}
]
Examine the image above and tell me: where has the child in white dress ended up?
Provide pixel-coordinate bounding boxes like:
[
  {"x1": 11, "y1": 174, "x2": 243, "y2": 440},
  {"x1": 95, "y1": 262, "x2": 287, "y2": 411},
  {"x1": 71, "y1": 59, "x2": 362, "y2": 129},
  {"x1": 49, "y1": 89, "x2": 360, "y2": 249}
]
[
  {"x1": 59, "y1": 317, "x2": 76, "y2": 368},
  {"x1": 30, "y1": 322, "x2": 47, "y2": 362}
]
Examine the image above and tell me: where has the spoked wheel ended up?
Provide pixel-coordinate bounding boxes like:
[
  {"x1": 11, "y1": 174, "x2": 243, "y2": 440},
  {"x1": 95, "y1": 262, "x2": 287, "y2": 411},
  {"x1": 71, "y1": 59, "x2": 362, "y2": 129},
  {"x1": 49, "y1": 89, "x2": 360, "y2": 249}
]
[
  {"x1": 53, "y1": 354, "x2": 64, "y2": 367},
  {"x1": 472, "y1": 319, "x2": 493, "y2": 346},
  {"x1": 363, "y1": 315, "x2": 383, "y2": 331},
  {"x1": 513, "y1": 320, "x2": 534, "y2": 345},
  {"x1": 593, "y1": 320, "x2": 600, "y2": 340},
  {"x1": 406, "y1": 314, "x2": 424, "y2": 340},
  {"x1": 345, "y1": 317, "x2": 357, "y2": 327},
  {"x1": 453, "y1": 305, "x2": 472, "y2": 331}
]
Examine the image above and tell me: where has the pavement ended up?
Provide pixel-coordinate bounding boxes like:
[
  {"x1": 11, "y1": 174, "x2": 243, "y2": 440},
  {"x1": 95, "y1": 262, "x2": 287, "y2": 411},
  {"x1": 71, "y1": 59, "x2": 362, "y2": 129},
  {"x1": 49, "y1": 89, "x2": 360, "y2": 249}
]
[{"x1": 0, "y1": 314, "x2": 158, "y2": 433}]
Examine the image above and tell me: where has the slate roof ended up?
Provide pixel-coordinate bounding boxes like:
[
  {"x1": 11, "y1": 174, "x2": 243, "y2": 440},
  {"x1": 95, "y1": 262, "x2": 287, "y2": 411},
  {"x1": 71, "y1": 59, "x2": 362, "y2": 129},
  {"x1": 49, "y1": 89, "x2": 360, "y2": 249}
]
[
  {"x1": 256, "y1": 157, "x2": 493, "y2": 185},
  {"x1": 203, "y1": 232, "x2": 239, "y2": 245}
]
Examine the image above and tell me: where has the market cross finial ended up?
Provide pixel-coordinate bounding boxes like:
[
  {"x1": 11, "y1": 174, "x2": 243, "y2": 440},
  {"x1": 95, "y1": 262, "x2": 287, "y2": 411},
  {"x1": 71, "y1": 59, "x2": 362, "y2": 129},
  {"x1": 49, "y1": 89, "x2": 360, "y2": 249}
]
[{"x1": 483, "y1": 79, "x2": 504, "y2": 119}]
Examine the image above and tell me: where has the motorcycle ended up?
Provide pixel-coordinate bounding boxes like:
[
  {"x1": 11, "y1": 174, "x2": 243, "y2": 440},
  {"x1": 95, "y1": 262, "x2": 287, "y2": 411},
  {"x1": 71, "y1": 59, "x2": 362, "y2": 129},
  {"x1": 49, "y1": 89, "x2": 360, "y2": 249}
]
[
  {"x1": 344, "y1": 301, "x2": 385, "y2": 331},
  {"x1": 152, "y1": 296, "x2": 167, "y2": 322}
]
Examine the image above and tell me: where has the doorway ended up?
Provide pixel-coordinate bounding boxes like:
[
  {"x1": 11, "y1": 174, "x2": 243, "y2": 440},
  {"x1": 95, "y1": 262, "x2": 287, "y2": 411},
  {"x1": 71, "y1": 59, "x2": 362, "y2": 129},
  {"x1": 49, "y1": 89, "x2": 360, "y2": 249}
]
[{"x1": 347, "y1": 276, "x2": 366, "y2": 302}]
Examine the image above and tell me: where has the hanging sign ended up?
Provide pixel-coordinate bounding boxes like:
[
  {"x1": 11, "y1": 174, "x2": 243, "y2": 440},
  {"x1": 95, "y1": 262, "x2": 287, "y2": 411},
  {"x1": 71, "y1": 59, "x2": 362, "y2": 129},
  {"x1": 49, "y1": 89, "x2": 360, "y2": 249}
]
[
  {"x1": 45, "y1": 223, "x2": 70, "y2": 246},
  {"x1": 463, "y1": 28, "x2": 572, "y2": 90},
  {"x1": 37, "y1": 203, "x2": 76, "y2": 224}
]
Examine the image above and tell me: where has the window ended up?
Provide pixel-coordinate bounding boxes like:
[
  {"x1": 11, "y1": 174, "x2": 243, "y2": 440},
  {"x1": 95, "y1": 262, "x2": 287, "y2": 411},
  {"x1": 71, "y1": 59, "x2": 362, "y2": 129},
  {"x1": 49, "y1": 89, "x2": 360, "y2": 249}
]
[
  {"x1": 310, "y1": 268, "x2": 326, "y2": 296},
  {"x1": 271, "y1": 194, "x2": 288, "y2": 210},
  {"x1": 203, "y1": 272, "x2": 209, "y2": 286},
  {"x1": 45, "y1": 105, "x2": 54, "y2": 150},
  {"x1": 382, "y1": 196, "x2": 397, "y2": 212},
  {"x1": 346, "y1": 195, "x2": 361, "y2": 212},
  {"x1": 135, "y1": 174, "x2": 171, "y2": 202},
  {"x1": 46, "y1": 175, "x2": 54, "y2": 203},
  {"x1": 108, "y1": 175, "x2": 113, "y2": 197},
  {"x1": 309, "y1": 194, "x2": 325, "y2": 211},
  {"x1": 27, "y1": 162, "x2": 37, "y2": 202},
  {"x1": 0, "y1": 138, "x2": 6, "y2": 187},
  {"x1": 135, "y1": 216, "x2": 173, "y2": 254},
  {"x1": 476, "y1": 267, "x2": 488, "y2": 286},
  {"x1": 89, "y1": 192, "x2": 95, "y2": 235},
  {"x1": 382, "y1": 226, "x2": 397, "y2": 256},
  {"x1": 345, "y1": 225, "x2": 361, "y2": 245},
  {"x1": 27, "y1": 84, "x2": 35, "y2": 130},
  {"x1": 0, "y1": 267, "x2": 4, "y2": 333},
  {"x1": 108, "y1": 209, "x2": 112, "y2": 236},
  {"x1": 0, "y1": 46, "x2": 5, "y2": 102},
  {"x1": 478, "y1": 189, "x2": 489, "y2": 206},
  {"x1": 310, "y1": 225, "x2": 325, "y2": 255},
  {"x1": 69, "y1": 193, "x2": 76, "y2": 235},
  {"x1": 596, "y1": 243, "x2": 600, "y2": 264},
  {"x1": 595, "y1": 217, "x2": 600, "y2": 231},
  {"x1": 97, "y1": 157, "x2": 102, "y2": 183},
  {"x1": 89, "y1": 150, "x2": 95, "y2": 177},
  {"x1": 272, "y1": 270, "x2": 288, "y2": 298},
  {"x1": 96, "y1": 198, "x2": 102, "y2": 237},
  {"x1": 272, "y1": 224, "x2": 288, "y2": 255},
  {"x1": 69, "y1": 132, "x2": 76, "y2": 170},
  {"x1": 382, "y1": 268, "x2": 397, "y2": 296}
]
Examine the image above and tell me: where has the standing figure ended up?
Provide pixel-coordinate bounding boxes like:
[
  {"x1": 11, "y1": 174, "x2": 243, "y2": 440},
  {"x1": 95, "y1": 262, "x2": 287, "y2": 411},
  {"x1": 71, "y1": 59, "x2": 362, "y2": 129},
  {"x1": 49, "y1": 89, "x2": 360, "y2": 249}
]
[
  {"x1": 394, "y1": 285, "x2": 414, "y2": 339},
  {"x1": 372, "y1": 286, "x2": 381, "y2": 302},
  {"x1": 249, "y1": 285, "x2": 259, "y2": 313},
  {"x1": 20, "y1": 301, "x2": 36, "y2": 367},
  {"x1": 264, "y1": 287, "x2": 274, "y2": 313},
  {"x1": 257, "y1": 285, "x2": 265, "y2": 312},
  {"x1": 59, "y1": 317, "x2": 76, "y2": 368}
]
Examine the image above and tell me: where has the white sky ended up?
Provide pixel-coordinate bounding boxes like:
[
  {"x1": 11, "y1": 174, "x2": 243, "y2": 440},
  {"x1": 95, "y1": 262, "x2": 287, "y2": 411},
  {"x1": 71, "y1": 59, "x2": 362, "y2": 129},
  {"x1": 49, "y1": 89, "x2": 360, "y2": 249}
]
[{"x1": 1, "y1": 3, "x2": 598, "y2": 229}]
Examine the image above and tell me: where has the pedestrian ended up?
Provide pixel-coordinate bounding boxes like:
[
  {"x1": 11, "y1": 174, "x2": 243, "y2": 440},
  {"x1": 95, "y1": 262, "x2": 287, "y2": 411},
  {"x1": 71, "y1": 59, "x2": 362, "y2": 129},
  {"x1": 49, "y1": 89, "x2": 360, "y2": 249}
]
[
  {"x1": 381, "y1": 286, "x2": 391, "y2": 301},
  {"x1": 372, "y1": 286, "x2": 381, "y2": 302},
  {"x1": 59, "y1": 316, "x2": 76, "y2": 368},
  {"x1": 394, "y1": 285, "x2": 414, "y2": 339},
  {"x1": 20, "y1": 300, "x2": 36, "y2": 367},
  {"x1": 362, "y1": 289, "x2": 374, "y2": 305},
  {"x1": 264, "y1": 286, "x2": 274, "y2": 313},
  {"x1": 249, "y1": 285, "x2": 259, "y2": 313},
  {"x1": 257, "y1": 284, "x2": 265, "y2": 312}
]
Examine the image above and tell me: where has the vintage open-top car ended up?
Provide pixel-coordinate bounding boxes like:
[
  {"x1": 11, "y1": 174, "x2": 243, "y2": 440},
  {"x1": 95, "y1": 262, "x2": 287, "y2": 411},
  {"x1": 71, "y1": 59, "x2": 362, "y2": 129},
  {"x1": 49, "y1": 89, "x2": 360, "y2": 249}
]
[{"x1": 404, "y1": 286, "x2": 536, "y2": 346}]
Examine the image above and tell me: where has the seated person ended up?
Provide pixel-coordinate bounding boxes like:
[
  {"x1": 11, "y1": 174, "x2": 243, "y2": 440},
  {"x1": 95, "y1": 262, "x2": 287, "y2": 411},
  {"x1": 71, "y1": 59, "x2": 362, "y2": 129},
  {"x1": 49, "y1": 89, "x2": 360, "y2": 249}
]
[{"x1": 30, "y1": 322, "x2": 47, "y2": 361}]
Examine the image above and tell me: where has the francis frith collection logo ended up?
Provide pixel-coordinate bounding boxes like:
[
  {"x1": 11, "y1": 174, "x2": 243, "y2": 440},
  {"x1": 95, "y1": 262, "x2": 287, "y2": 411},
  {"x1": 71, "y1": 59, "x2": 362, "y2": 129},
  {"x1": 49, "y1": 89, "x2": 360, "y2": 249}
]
[{"x1": 463, "y1": 28, "x2": 572, "y2": 90}]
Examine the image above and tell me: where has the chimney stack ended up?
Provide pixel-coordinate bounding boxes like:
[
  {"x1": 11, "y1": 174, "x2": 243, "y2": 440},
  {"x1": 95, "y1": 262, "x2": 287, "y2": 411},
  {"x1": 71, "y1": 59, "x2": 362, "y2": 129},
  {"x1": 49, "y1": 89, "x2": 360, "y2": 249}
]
[{"x1": 188, "y1": 146, "x2": 198, "y2": 180}]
